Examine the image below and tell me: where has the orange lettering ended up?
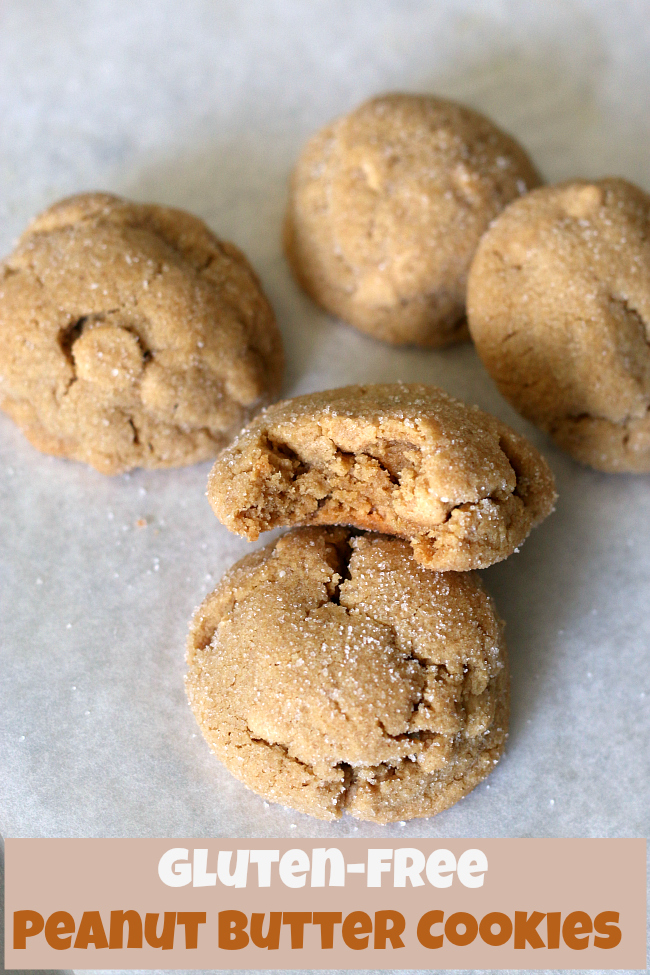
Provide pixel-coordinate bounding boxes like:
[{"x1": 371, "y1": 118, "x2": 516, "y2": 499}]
[
  {"x1": 342, "y1": 911, "x2": 372, "y2": 950},
  {"x1": 374, "y1": 910, "x2": 405, "y2": 949},
  {"x1": 74, "y1": 911, "x2": 108, "y2": 949},
  {"x1": 144, "y1": 912, "x2": 176, "y2": 950},
  {"x1": 479, "y1": 912, "x2": 512, "y2": 946},
  {"x1": 546, "y1": 912, "x2": 561, "y2": 949},
  {"x1": 594, "y1": 911, "x2": 621, "y2": 949},
  {"x1": 282, "y1": 912, "x2": 312, "y2": 949},
  {"x1": 514, "y1": 911, "x2": 545, "y2": 949},
  {"x1": 417, "y1": 910, "x2": 444, "y2": 949},
  {"x1": 312, "y1": 912, "x2": 342, "y2": 949},
  {"x1": 250, "y1": 912, "x2": 282, "y2": 949},
  {"x1": 13, "y1": 911, "x2": 44, "y2": 949},
  {"x1": 562, "y1": 911, "x2": 592, "y2": 950},
  {"x1": 219, "y1": 910, "x2": 249, "y2": 950},
  {"x1": 44, "y1": 911, "x2": 75, "y2": 950},
  {"x1": 177, "y1": 912, "x2": 206, "y2": 949},
  {"x1": 445, "y1": 912, "x2": 478, "y2": 947},
  {"x1": 109, "y1": 910, "x2": 142, "y2": 949}
]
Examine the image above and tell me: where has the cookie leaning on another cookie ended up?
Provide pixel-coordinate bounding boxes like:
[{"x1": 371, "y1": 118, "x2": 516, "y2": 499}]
[
  {"x1": 186, "y1": 527, "x2": 509, "y2": 823},
  {"x1": 468, "y1": 178, "x2": 650, "y2": 472},
  {"x1": 207, "y1": 383, "x2": 556, "y2": 571},
  {"x1": 0, "y1": 193, "x2": 284, "y2": 474},
  {"x1": 285, "y1": 93, "x2": 541, "y2": 347}
]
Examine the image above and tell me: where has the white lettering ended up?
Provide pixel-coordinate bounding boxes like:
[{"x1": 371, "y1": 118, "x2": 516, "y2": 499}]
[
  {"x1": 311, "y1": 848, "x2": 345, "y2": 887},
  {"x1": 279, "y1": 848, "x2": 310, "y2": 888},
  {"x1": 367, "y1": 848, "x2": 393, "y2": 887},
  {"x1": 394, "y1": 847, "x2": 426, "y2": 887},
  {"x1": 217, "y1": 849, "x2": 249, "y2": 888},
  {"x1": 426, "y1": 849, "x2": 456, "y2": 888},
  {"x1": 158, "y1": 848, "x2": 191, "y2": 887},
  {"x1": 192, "y1": 848, "x2": 216, "y2": 887},
  {"x1": 457, "y1": 848, "x2": 488, "y2": 887},
  {"x1": 249, "y1": 849, "x2": 279, "y2": 887}
]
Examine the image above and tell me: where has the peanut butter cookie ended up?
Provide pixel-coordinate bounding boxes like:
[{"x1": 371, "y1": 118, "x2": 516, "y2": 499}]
[
  {"x1": 284, "y1": 93, "x2": 541, "y2": 346},
  {"x1": 207, "y1": 383, "x2": 556, "y2": 571},
  {"x1": 186, "y1": 527, "x2": 509, "y2": 823},
  {"x1": 467, "y1": 179, "x2": 650, "y2": 472},
  {"x1": 0, "y1": 193, "x2": 283, "y2": 473}
]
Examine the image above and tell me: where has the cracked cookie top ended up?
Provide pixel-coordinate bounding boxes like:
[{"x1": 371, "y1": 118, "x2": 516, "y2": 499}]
[
  {"x1": 0, "y1": 192, "x2": 284, "y2": 473},
  {"x1": 207, "y1": 383, "x2": 556, "y2": 571},
  {"x1": 186, "y1": 526, "x2": 509, "y2": 822},
  {"x1": 284, "y1": 93, "x2": 541, "y2": 347},
  {"x1": 467, "y1": 179, "x2": 650, "y2": 472}
]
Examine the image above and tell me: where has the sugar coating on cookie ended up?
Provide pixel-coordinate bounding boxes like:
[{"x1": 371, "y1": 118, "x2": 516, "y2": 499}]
[
  {"x1": 467, "y1": 179, "x2": 650, "y2": 473},
  {"x1": 284, "y1": 93, "x2": 541, "y2": 347},
  {"x1": 0, "y1": 193, "x2": 284, "y2": 473},
  {"x1": 207, "y1": 383, "x2": 556, "y2": 571},
  {"x1": 186, "y1": 527, "x2": 509, "y2": 823}
]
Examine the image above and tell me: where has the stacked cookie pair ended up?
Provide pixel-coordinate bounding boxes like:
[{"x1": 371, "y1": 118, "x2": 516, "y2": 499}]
[
  {"x1": 186, "y1": 384, "x2": 556, "y2": 822},
  {"x1": 182, "y1": 95, "x2": 559, "y2": 822}
]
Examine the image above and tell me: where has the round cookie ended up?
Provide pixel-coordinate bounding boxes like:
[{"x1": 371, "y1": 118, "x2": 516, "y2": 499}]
[
  {"x1": 207, "y1": 383, "x2": 556, "y2": 571},
  {"x1": 284, "y1": 93, "x2": 541, "y2": 347},
  {"x1": 0, "y1": 192, "x2": 284, "y2": 474},
  {"x1": 467, "y1": 178, "x2": 650, "y2": 473},
  {"x1": 186, "y1": 527, "x2": 509, "y2": 823}
]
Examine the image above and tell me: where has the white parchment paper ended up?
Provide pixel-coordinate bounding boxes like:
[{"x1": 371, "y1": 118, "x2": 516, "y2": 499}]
[{"x1": 1, "y1": 2, "x2": 648, "y2": 973}]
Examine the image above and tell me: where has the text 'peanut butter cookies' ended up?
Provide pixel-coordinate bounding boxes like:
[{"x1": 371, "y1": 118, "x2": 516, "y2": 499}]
[
  {"x1": 186, "y1": 527, "x2": 509, "y2": 823},
  {"x1": 208, "y1": 383, "x2": 556, "y2": 571},
  {"x1": 468, "y1": 179, "x2": 650, "y2": 473},
  {"x1": 0, "y1": 192, "x2": 284, "y2": 474},
  {"x1": 284, "y1": 93, "x2": 541, "y2": 347}
]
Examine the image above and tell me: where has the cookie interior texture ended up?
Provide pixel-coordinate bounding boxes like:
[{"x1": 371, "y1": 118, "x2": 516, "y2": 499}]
[
  {"x1": 468, "y1": 178, "x2": 650, "y2": 472},
  {"x1": 186, "y1": 527, "x2": 509, "y2": 823},
  {"x1": 284, "y1": 93, "x2": 541, "y2": 347},
  {"x1": 208, "y1": 383, "x2": 556, "y2": 571},
  {"x1": 0, "y1": 192, "x2": 284, "y2": 474}
]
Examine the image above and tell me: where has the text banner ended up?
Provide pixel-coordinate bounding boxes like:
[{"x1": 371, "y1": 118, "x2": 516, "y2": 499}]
[{"x1": 4, "y1": 837, "x2": 646, "y2": 969}]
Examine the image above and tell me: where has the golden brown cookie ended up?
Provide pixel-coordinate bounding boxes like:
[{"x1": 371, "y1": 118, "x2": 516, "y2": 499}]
[
  {"x1": 467, "y1": 178, "x2": 650, "y2": 473},
  {"x1": 284, "y1": 93, "x2": 541, "y2": 347},
  {"x1": 186, "y1": 527, "x2": 509, "y2": 823},
  {"x1": 0, "y1": 192, "x2": 284, "y2": 474},
  {"x1": 207, "y1": 383, "x2": 556, "y2": 571}
]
